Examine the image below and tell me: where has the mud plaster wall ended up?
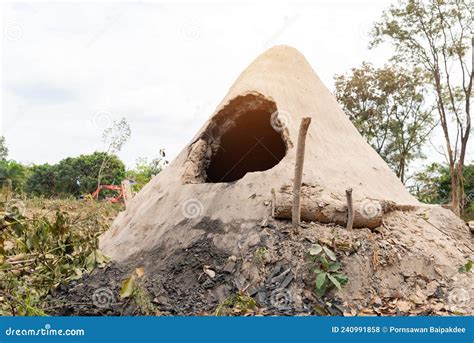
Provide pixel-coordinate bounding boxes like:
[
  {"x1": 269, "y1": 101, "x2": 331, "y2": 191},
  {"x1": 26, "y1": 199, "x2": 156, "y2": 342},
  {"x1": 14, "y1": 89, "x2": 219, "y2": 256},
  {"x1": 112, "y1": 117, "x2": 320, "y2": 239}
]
[{"x1": 182, "y1": 93, "x2": 291, "y2": 184}]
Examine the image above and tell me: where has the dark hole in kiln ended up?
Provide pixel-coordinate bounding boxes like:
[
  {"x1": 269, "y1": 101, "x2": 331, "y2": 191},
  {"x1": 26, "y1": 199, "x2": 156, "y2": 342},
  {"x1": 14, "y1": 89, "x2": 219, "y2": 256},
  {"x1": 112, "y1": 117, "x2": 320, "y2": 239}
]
[{"x1": 204, "y1": 94, "x2": 287, "y2": 183}]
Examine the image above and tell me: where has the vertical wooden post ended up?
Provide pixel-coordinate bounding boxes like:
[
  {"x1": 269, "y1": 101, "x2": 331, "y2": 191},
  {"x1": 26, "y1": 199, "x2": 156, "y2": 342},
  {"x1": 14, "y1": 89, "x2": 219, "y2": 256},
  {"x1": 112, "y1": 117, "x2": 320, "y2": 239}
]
[
  {"x1": 346, "y1": 188, "x2": 354, "y2": 230},
  {"x1": 292, "y1": 117, "x2": 312, "y2": 229}
]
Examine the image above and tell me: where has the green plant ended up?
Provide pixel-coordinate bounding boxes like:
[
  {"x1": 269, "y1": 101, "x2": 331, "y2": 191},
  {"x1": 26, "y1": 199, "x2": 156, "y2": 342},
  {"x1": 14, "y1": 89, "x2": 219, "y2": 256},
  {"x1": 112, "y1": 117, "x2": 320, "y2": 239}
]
[
  {"x1": 307, "y1": 244, "x2": 348, "y2": 297},
  {"x1": 253, "y1": 246, "x2": 268, "y2": 264},
  {"x1": 458, "y1": 260, "x2": 472, "y2": 274},
  {"x1": 214, "y1": 291, "x2": 257, "y2": 316},
  {"x1": 0, "y1": 198, "x2": 119, "y2": 315},
  {"x1": 411, "y1": 163, "x2": 474, "y2": 220},
  {"x1": 126, "y1": 150, "x2": 168, "y2": 192},
  {"x1": 120, "y1": 268, "x2": 160, "y2": 315}
]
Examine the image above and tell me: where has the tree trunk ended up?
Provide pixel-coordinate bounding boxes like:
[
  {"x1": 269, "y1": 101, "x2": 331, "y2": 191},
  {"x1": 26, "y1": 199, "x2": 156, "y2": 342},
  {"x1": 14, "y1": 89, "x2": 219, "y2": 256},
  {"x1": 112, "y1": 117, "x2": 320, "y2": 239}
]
[
  {"x1": 450, "y1": 164, "x2": 463, "y2": 216},
  {"x1": 272, "y1": 190, "x2": 385, "y2": 229}
]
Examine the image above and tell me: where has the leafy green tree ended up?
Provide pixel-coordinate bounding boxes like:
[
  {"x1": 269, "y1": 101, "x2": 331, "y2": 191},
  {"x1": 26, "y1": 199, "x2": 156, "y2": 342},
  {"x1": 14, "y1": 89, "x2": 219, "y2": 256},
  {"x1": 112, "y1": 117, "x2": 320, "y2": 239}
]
[
  {"x1": 0, "y1": 137, "x2": 8, "y2": 161},
  {"x1": 56, "y1": 152, "x2": 126, "y2": 196},
  {"x1": 371, "y1": 0, "x2": 472, "y2": 215},
  {"x1": 0, "y1": 160, "x2": 29, "y2": 193},
  {"x1": 26, "y1": 152, "x2": 126, "y2": 197},
  {"x1": 126, "y1": 149, "x2": 168, "y2": 192},
  {"x1": 25, "y1": 164, "x2": 57, "y2": 197},
  {"x1": 335, "y1": 62, "x2": 435, "y2": 183},
  {"x1": 411, "y1": 162, "x2": 474, "y2": 219}
]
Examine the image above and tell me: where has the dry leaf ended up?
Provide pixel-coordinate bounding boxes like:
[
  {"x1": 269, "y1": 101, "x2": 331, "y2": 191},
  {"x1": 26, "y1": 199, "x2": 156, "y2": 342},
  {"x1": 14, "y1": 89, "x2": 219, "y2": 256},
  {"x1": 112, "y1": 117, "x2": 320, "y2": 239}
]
[
  {"x1": 396, "y1": 300, "x2": 412, "y2": 312},
  {"x1": 203, "y1": 265, "x2": 215, "y2": 278},
  {"x1": 135, "y1": 267, "x2": 145, "y2": 278},
  {"x1": 424, "y1": 281, "x2": 438, "y2": 297},
  {"x1": 431, "y1": 302, "x2": 444, "y2": 311}
]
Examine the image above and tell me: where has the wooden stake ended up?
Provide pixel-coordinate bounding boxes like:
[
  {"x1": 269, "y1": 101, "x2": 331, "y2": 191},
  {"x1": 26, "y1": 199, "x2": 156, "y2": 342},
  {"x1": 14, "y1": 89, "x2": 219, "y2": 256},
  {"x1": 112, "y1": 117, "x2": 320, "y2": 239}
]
[
  {"x1": 292, "y1": 117, "x2": 312, "y2": 229},
  {"x1": 345, "y1": 188, "x2": 354, "y2": 230}
]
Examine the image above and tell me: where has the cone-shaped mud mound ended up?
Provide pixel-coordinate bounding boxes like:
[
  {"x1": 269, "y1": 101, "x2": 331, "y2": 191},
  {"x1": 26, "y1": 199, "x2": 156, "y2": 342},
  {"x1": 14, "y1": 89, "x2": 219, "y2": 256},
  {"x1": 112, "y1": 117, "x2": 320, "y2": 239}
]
[{"x1": 54, "y1": 46, "x2": 473, "y2": 316}]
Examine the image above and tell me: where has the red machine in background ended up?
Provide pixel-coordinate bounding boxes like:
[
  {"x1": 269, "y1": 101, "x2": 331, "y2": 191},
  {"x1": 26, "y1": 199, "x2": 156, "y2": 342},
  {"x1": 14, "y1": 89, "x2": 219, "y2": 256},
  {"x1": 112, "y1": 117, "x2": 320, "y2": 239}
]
[
  {"x1": 91, "y1": 184, "x2": 125, "y2": 204},
  {"x1": 89, "y1": 180, "x2": 134, "y2": 207}
]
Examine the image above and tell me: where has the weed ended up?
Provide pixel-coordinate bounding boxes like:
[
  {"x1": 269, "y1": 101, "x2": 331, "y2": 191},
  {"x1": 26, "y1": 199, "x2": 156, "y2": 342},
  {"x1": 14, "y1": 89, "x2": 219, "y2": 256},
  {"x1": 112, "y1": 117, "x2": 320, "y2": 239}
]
[
  {"x1": 214, "y1": 290, "x2": 257, "y2": 316},
  {"x1": 458, "y1": 260, "x2": 472, "y2": 273},
  {"x1": 120, "y1": 268, "x2": 160, "y2": 315},
  {"x1": 253, "y1": 246, "x2": 268, "y2": 264},
  {"x1": 306, "y1": 244, "x2": 348, "y2": 297}
]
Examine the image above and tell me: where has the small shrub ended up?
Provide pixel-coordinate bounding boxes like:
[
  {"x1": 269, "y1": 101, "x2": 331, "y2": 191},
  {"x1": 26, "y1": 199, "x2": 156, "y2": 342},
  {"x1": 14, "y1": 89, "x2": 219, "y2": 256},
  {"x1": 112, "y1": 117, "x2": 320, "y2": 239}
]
[{"x1": 307, "y1": 244, "x2": 348, "y2": 297}]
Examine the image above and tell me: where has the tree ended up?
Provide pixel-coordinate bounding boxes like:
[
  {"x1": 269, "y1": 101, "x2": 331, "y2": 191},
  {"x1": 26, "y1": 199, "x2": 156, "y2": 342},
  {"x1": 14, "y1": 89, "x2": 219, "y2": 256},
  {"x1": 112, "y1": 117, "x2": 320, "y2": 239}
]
[
  {"x1": 411, "y1": 162, "x2": 474, "y2": 220},
  {"x1": 335, "y1": 62, "x2": 435, "y2": 183},
  {"x1": 371, "y1": 0, "x2": 472, "y2": 215},
  {"x1": 25, "y1": 164, "x2": 57, "y2": 197},
  {"x1": 56, "y1": 152, "x2": 126, "y2": 196},
  {"x1": 0, "y1": 137, "x2": 8, "y2": 161},
  {"x1": 97, "y1": 118, "x2": 131, "y2": 188},
  {"x1": 126, "y1": 149, "x2": 168, "y2": 192},
  {"x1": 0, "y1": 160, "x2": 29, "y2": 193},
  {"x1": 25, "y1": 152, "x2": 126, "y2": 197}
]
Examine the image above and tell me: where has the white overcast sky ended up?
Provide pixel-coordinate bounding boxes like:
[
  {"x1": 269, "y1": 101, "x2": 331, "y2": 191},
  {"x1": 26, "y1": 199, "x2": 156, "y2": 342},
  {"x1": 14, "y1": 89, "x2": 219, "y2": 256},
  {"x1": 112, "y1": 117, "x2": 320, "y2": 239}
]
[{"x1": 1, "y1": 0, "x2": 471, "y2": 170}]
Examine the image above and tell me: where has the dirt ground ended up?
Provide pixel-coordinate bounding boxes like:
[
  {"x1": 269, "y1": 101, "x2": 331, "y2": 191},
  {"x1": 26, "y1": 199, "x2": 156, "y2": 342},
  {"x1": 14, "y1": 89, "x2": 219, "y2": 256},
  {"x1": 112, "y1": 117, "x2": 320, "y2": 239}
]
[{"x1": 52, "y1": 206, "x2": 473, "y2": 316}]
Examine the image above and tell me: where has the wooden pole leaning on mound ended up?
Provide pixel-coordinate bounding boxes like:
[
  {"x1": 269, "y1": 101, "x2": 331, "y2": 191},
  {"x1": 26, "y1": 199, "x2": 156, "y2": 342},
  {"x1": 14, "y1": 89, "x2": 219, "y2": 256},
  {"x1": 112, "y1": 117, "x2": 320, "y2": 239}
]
[{"x1": 292, "y1": 117, "x2": 312, "y2": 229}]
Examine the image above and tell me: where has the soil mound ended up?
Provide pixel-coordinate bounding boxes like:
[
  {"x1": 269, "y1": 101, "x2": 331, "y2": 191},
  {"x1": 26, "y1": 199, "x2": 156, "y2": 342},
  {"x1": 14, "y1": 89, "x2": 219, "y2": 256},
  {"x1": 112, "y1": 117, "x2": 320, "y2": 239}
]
[{"x1": 54, "y1": 46, "x2": 473, "y2": 316}]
